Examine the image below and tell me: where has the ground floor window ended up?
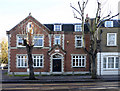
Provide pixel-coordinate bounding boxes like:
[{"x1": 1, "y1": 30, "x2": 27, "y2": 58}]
[
  {"x1": 17, "y1": 55, "x2": 27, "y2": 67},
  {"x1": 103, "y1": 56, "x2": 119, "y2": 69},
  {"x1": 72, "y1": 55, "x2": 86, "y2": 67},
  {"x1": 17, "y1": 54, "x2": 44, "y2": 68},
  {"x1": 33, "y1": 55, "x2": 44, "y2": 67}
]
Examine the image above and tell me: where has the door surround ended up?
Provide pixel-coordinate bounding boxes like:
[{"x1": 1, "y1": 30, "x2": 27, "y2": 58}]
[{"x1": 50, "y1": 53, "x2": 64, "y2": 73}]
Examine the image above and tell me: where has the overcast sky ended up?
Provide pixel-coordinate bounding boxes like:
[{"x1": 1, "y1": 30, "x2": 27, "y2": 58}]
[{"x1": 0, "y1": 0, "x2": 120, "y2": 41}]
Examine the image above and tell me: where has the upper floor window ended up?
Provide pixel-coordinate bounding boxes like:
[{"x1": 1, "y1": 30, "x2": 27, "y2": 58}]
[
  {"x1": 72, "y1": 55, "x2": 86, "y2": 67},
  {"x1": 75, "y1": 25, "x2": 82, "y2": 32},
  {"x1": 75, "y1": 35, "x2": 83, "y2": 48},
  {"x1": 105, "y1": 21, "x2": 113, "y2": 27},
  {"x1": 54, "y1": 25, "x2": 62, "y2": 31},
  {"x1": 107, "y1": 33, "x2": 117, "y2": 46},
  {"x1": 54, "y1": 35, "x2": 61, "y2": 45},
  {"x1": 17, "y1": 35, "x2": 26, "y2": 47},
  {"x1": 17, "y1": 55, "x2": 27, "y2": 67},
  {"x1": 33, "y1": 35, "x2": 44, "y2": 47}
]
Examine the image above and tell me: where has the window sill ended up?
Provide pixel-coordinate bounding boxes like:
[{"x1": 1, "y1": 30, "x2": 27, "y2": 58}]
[
  {"x1": 75, "y1": 31, "x2": 82, "y2": 32},
  {"x1": 17, "y1": 46, "x2": 26, "y2": 48},
  {"x1": 106, "y1": 45, "x2": 117, "y2": 47},
  {"x1": 33, "y1": 67, "x2": 44, "y2": 68},
  {"x1": 75, "y1": 46, "x2": 82, "y2": 48},
  {"x1": 103, "y1": 68, "x2": 118, "y2": 69},
  {"x1": 53, "y1": 44, "x2": 61, "y2": 46},
  {"x1": 34, "y1": 46, "x2": 43, "y2": 48},
  {"x1": 72, "y1": 66, "x2": 85, "y2": 68},
  {"x1": 17, "y1": 67, "x2": 27, "y2": 68}
]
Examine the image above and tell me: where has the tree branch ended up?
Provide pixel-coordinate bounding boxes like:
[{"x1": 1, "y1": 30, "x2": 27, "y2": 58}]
[
  {"x1": 84, "y1": 0, "x2": 88, "y2": 9},
  {"x1": 70, "y1": 3, "x2": 82, "y2": 17},
  {"x1": 83, "y1": 47, "x2": 92, "y2": 55},
  {"x1": 78, "y1": 1, "x2": 82, "y2": 13}
]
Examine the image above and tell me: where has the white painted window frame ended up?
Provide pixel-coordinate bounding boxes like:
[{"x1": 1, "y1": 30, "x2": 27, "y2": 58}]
[
  {"x1": 33, "y1": 34, "x2": 44, "y2": 47},
  {"x1": 71, "y1": 54, "x2": 86, "y2": 67},
  {"x1": 107, "y1": 33, "x2": 117, "y2": 46},
  {"x1": 16, "y1": 54, "x2": 44, "y2": 68},
  {"x1": 75, "y1": 35, "x2": 83, "y2": 48},
  {"x1": 33, "y1": 54, "x2": 44, "y2": 68},
  {"x1": 75, "y1": 25, "x2": 82, "y2": 32},
  {"x1": 17, "y1": 35, "x2": 26, "y2": 47},
  {"x1": 54, "y1": 34, "x2": 61, "y2": 45},
  {"x1": 103, "y1": 56, "x2": 119, "y2": 69},
  {"x1": 105, "y1": 21, "x2": 113, "y2": 27},
  {"x1": 16, "y1": 54, "x2": 28, "y2": 68},
  {"x1": 54, "y1": 25, "x2": 62, "y2": 31}
]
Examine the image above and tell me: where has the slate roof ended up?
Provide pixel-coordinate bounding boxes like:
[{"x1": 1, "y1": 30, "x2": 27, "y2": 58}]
[
  {"x1": 44, "y1": 23, "x2": 83, "y2": 32},
  {"x1": 44, "y1": 20, "x2": 120, "y2": 32}
]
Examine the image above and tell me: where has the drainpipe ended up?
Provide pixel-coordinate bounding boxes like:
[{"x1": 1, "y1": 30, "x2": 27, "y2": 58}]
[
  {"x1": 6, "y1": 31, "x2": 11, "y2": 74},
  {"x1": 99, "y1": 29, "x2": 102, "y2": 76}
]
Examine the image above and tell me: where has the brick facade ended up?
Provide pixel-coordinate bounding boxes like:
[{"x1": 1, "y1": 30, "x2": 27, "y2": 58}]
[{"x1": 7, "y1": 15, "x2": 90, "y2": 75}]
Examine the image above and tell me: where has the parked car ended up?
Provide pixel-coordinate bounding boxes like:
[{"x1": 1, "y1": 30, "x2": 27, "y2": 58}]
[{"x1": 3, "y1": 65, "x2": 8, "y2": 69}]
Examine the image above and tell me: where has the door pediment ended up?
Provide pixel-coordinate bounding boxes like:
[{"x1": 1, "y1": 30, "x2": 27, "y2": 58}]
[{"x1": 48, "y1": 45, "x2": 66, "y2": 56}]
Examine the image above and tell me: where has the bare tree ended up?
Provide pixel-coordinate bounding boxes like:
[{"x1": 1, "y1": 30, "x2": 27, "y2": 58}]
[
  {"x1": 71, "y1": 0, "x2": 119, "y2": 79},
  {"x1": 23, "y1": 21, "x2": 35, "y2": 80},
  {"x1": 16, "y1": 16, "x2": 36, "y2": 80}
]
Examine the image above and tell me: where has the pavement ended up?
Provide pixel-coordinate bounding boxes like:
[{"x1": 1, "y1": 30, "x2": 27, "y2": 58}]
[{"x1": 1, "y1": 69, "x2": 120, "y2": 83}]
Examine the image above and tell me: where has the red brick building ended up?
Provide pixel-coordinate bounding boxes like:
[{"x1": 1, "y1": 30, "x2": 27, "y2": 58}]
[{"x1": 7, "y1": 15, "x2": 90, "y2": 75}]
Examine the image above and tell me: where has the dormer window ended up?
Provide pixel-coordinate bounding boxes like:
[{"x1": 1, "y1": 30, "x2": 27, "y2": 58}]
[
  {"x1": 75, "y1": 25, "x2": 82, "y2": 32},
  {"x1": 54, "y1": 25, "x2": 62, "y2": 31},
  {"x1": 105, "y1": 21, "x2": 113, "y2": 27}
]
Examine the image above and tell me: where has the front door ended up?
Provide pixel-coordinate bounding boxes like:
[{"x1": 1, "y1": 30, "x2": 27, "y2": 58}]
[{"x1": 53, "y1": 59, "x2": 61, "y2": 72}]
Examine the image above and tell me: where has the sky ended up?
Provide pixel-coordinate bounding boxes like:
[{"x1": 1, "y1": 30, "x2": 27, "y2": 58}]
[{"x1": 0, "y1": 0, "x2": 120, "y2": 41}]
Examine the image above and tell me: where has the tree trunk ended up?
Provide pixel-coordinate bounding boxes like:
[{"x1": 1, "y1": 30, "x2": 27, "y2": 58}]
[
  {"x1": 91, "y1": 55, "x2": 97, "y2": 79},
  {"x1": 26, "y1": 44, "x2": 35, "y2": 80}
]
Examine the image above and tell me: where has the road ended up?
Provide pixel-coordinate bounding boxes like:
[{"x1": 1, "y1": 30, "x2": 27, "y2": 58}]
[{"x1": 2, "y1": 82, "x2": 120, "y2": 91}]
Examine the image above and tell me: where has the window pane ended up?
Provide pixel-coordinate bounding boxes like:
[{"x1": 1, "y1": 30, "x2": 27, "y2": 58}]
[
  {"x1": 25, "y1": 61, "x2": 27, "y2": 66},
  {"x1": 108, "y1": 34, "x2": 116, "y2": 45},
  {"x1": 73, "y1": 56, "x2": 75, "y2": 58},
  {"x1": 40, "y1": 63, "x2": 42, "y2": 66},
  {"x1": 105, "y1": 21, "x2": 113, "y2": 27},
  {"x1": 18, "y1": 59, "x2": 20, "y2": 66},
  {"x1": 40, "y1": 56, "x2": 43, "y2": 58},
  {"x1": 17, "y1": 36, "x2": 26, "y2": 46},
  {"x1": 21, "y1": 59, "x2": 23, "y2": 66},
  {"x1": 34, "y1": 59, "x2": 36, "y2": 66},
  {"x1": 79, "y1": 59, "x2": 81, "y2": 66},
  {"x1": 55, "y1": 25, "x2": 61, "y2": 31},
  {"x1": 73, "y1": 59, "x2": 75, "y2": 66},
  {"x1": 77, "y1": 40, "x2": 81, "y2": 46},
  {"x1": 55, "y1": 35, "x2": 60, "y2": 45},
  {"x1": 34, "y1": 36, "x2": 43, "y2": 46},
  {"x1": 103, "y1": 58, "x2": 106, "y2": 68},
  {"x1": 116, "y1": 57, "x2": 119, "y2": 68},
  {"x1": 76, "y1": 36, "x2": 82, "y2": 47},
  {"x1": 82, "y1": 59, "x2": 85, "y2": 66},
  {"x1": 108, "y1": 57, "x2": 114, "y2": 68},
  {"x1": 75, "y1": 25, "x2": 81, "y2": 31},
  {"x1": 37, "y1": 59, "x2": 39, "y2": 66},
  {"x1": 76, "y1": 59, "x2": 78, "y2": 66}
]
